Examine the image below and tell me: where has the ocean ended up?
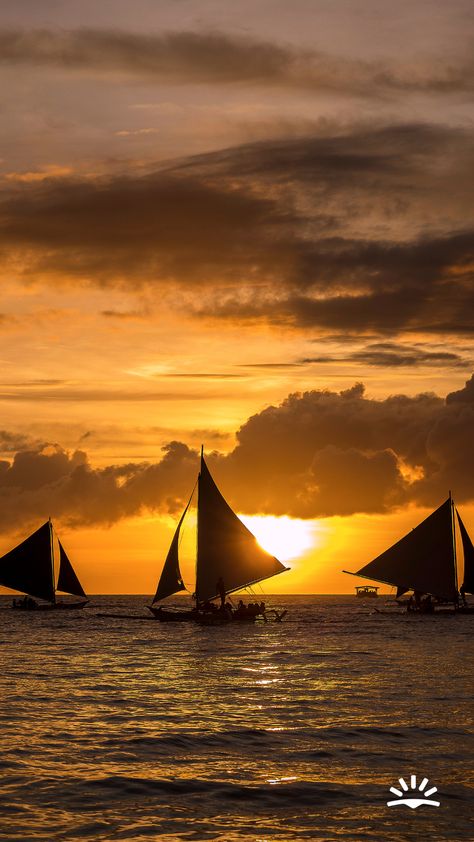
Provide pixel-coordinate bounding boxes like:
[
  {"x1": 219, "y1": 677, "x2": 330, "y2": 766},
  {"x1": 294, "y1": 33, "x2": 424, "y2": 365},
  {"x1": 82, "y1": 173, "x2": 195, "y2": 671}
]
[{"x1": 0, "y1": 595, "x2": 472, "y2": 842}]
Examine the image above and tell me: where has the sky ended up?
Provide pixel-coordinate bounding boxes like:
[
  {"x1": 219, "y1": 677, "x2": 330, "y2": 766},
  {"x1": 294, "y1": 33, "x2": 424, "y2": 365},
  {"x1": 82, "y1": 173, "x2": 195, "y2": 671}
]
[{"x1": 0, "y1": 0, "x2": 473, "y2": 594}]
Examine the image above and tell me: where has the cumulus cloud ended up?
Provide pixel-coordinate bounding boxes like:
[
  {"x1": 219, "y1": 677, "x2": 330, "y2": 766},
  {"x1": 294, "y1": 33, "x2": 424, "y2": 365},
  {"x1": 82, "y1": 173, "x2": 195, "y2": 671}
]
[
  {"x1": 0, "y1": 123, "x2": 473, "y2": 339},
  {"x1": 0, "y1": 377, "x2": 473, "y2": 530},
  {"x1": 0, "y1": 29, "x2": 472, "y2": 97}
]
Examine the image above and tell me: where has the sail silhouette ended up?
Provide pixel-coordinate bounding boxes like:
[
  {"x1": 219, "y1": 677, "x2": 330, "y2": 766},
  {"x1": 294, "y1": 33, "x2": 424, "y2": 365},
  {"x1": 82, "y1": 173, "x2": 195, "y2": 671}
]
[
  {"x1": 0, "y1": 521, "x2": 54, "y2": 602},
  {"x1": 196, "y1": 457, "x2": 286, "y2": 603},
  {"x1": 457, "y1": 510, "x2": 474, "y2": 595},
  {"x1": 151, "y1": 492, "x2": 193, "y2": 603},
  {"x1": 57, "y1": 540, "x2": 87, "y2": 598},
  {"x1": 345, "y1": 496, "x2": 474, "y2": 604},
  {"x1": 151, "y1": 450, "x2": 288, "y2": 608},
  {"x1": 0, "y1": 520, "x2": 87, "y2": 607}
]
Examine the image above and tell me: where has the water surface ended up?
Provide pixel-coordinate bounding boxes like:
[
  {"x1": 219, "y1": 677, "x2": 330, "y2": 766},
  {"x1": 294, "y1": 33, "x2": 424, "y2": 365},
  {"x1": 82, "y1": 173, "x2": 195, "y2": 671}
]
[{"x1": 0, "y1": 595, "x2": 472, "y2": 841}]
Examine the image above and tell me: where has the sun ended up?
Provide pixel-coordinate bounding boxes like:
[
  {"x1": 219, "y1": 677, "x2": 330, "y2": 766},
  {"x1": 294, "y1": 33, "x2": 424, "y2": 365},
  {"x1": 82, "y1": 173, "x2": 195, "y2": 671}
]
[{"x1": 238, "y1": 514, "x2": 316, "y2": 562}]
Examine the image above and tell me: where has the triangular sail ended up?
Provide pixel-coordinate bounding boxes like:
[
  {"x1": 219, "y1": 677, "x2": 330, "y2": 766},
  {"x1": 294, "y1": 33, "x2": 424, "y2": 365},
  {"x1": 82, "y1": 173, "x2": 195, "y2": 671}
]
[
  {"x1": 457, "y1": 509, "x2": 474, "y2": 595},
  {"x1": 195, "y1": 456, "x2": 287, "y2": 604},
  {"x1": 0, "y1": 521, "x2": 54, "y2": 602},
  {"x1": 152, "y1": 491, "x2": 194, "y2": 603},
  {"x1": 352, "y1": 498, "x2": 457, "y2": 602},
  {"x1": 56, "y1": 539, "x2": 86, "y2": 598}
]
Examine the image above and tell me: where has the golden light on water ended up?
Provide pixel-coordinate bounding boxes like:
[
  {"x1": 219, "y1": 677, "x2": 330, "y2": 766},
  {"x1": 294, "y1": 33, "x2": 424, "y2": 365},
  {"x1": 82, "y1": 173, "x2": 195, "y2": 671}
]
[{"x1": 238, "y1": 515, "x2": 317, "y2": 562}]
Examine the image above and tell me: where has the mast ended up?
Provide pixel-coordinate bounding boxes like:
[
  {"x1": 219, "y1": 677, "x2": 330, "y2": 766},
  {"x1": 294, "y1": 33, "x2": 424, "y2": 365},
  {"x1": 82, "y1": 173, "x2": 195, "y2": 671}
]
[
  {"x1": 49, "y1": 518, "x2": 56, "y2": 604},
  {"x1": 450, "y1": 490, "x2": 459, "y2": 599}
]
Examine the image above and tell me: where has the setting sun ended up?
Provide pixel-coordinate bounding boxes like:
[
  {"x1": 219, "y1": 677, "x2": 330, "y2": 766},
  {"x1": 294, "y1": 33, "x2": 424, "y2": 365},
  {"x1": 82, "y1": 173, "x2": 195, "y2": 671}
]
[{"x1": 239, "y1": 515, "x2": 317, "y2": 562}]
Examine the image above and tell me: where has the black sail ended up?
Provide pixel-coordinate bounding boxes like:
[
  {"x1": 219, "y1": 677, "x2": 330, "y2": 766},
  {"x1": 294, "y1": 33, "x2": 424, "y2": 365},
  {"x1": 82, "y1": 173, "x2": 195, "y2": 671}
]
[
  {"x1": 457, "y1": 509, "x2": 474, "y2": 595},
  {"x1": 0, "y1": 521, "x2": 54, "y2": 602},
  {"x1": 152, "y1": 492, "x2": 193, "y2": 603},
  {"x1": 195, "y1": 456, "x2": 287, "y2": 603},
  {"x1": 57, "y1": 539, "x2": 86, "y2": 598},
  {"x1": 353, "y1": 498, "x2": 456, "y2": 602}
]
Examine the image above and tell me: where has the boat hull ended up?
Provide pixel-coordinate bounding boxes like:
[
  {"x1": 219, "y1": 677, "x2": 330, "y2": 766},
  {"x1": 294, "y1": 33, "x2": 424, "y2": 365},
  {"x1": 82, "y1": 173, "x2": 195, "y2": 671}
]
[{"x1": 12, "y1": 600, "x2": 88, "y2": 611}]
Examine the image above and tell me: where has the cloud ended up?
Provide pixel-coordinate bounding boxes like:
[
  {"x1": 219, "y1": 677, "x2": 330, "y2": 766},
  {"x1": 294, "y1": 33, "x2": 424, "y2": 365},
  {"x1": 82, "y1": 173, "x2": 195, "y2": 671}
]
[
  {"x1": 302, "y1": 342, "x2": 472, "y2": 368},
  {"x1": 0, "y1": 29, "x2": 472, "y2": 97},
  {"x1": 0, "y1": 377, "x2": 473, "y2": 530},
  {"x1": 0, "y1": 123, "x2": 472, "y2": 338},
  {"x1": 446, "y1": 373, "x2": 474, "y2": 403}
]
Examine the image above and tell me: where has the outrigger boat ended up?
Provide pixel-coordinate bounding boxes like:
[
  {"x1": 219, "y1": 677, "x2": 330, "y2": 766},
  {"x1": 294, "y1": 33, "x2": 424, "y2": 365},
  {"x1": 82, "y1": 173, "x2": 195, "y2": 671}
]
[
  {"x1": 149, "y1": 448, "x2": 288, "y2": 623},
  {"x1": 344, "y1": 493, "x2": 474, "y2": 614},
  {"x1": 0, "y1": 519, "x2": 88, "y2": 610},
  {"x1": 355, "y1": 585, "x2": 379, "y2": 598}
]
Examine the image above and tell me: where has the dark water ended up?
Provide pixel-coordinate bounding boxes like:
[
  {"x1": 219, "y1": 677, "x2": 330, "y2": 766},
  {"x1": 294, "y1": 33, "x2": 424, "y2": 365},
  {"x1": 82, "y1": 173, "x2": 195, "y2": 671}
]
[{"x1": 0, "y1": 595, "x2": 472, "y2": 841}]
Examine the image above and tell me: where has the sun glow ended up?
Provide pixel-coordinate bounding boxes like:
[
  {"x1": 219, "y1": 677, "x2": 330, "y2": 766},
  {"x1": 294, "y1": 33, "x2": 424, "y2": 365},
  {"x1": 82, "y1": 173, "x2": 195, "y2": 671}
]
[{"x1": 239, "y1": 514, "x2": 316, "y2": 562}]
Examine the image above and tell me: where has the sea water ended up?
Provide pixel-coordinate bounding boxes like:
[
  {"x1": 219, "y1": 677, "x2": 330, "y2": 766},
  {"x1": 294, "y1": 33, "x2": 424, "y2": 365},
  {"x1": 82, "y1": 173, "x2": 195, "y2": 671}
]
[{"x1": 0, "y1": 595, "x2": 472, "y2": 842}]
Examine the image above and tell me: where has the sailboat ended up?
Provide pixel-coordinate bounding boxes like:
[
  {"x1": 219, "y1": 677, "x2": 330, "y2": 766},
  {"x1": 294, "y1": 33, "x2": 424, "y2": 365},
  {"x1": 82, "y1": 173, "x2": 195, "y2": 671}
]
[
  {"x1": 0, "y1": 519, "x2": 88, "y2": 610},
  {"x1": 149, "y1": 449, "x2": 289, "y2": 623},
  {"x1": 344, "y1": 494, "x2": 474, "y2": 613}
]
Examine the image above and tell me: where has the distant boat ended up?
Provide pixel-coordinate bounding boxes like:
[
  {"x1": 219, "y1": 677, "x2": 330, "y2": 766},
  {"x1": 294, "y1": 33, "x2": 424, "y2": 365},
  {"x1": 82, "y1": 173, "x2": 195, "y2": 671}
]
[
  {"x1": 0, "y1": 520, "x2": 88, "y2": 610},
  {"x1": 149, "y1": 448, "x2": 289, "y2": 623},
  {"x1": 355, "y1": 585, "x2": 379, "y2": 598},
  {"x1": 344, "y1": 494, "x2": 474, "y2": 613}
]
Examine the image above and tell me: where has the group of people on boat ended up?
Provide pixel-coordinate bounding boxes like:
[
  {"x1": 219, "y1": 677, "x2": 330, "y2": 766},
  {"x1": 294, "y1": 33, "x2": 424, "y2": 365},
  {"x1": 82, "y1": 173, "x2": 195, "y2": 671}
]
[
  {"x1": 406, "y1": 592, "x2": 434, "y2": 614},
  {"x1": 403, "y1": 586, "x2": 469, "y2": 613},
  {"x1": 196, "y1": 578, "x2": 267, "y2": 621}
]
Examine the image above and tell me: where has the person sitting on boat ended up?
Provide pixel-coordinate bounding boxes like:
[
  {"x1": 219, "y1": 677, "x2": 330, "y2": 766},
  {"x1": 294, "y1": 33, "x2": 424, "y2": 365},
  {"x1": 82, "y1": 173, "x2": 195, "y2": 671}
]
[
  {"x1": 202, "y1": 600, "x2": 217, "y2": 612},
  {"x1": 234, "y1": 599, "x2": 247, "y2": 619},
  {"x1": 421, "y1": 594, "x2": 434, "y2": 614},
  {"x1": 216, "y1": 577, "x2": 226, "y2": 608}
]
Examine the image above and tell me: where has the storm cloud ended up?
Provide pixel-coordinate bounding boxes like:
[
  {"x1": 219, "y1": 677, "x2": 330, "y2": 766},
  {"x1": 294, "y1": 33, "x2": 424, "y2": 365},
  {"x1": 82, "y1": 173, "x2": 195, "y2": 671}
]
[
  {"x1": 1, "y1": 123, "x2": 473, "y2": 339},
  {"x1": 0, "y1": 28, "x2": 472, "y2": 96},
  {"x1": 0, "y1": 376, "x2": 473, "y2": 531}
]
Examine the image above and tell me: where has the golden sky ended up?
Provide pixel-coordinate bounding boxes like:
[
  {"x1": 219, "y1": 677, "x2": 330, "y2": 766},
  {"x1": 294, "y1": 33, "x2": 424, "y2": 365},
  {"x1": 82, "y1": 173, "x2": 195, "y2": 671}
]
[{"x1": 0, "y1": 1, "x2": 473, "y2": 594}]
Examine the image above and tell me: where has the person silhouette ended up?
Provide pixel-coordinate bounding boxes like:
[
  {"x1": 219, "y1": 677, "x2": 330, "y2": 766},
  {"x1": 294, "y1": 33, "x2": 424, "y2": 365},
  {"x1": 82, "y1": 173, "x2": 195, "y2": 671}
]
[{"x1": 216, "y1": 577, "x2": 226, "y2": 608}]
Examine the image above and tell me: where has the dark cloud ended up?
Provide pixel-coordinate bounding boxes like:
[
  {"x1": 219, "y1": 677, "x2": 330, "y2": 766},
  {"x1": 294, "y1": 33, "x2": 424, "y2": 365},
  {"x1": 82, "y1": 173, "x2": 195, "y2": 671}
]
[
  {"x1": 0, "y1": 431, "x2": 36, "y2": 453},
  {"x1": 1, "y1": 124, "x2": 472, "y2": 337},
  {"x1": 302, "y1": 342, "x2": 472, "y2": 368},
  {"x1": 0, "y1": 377, "x2": 473, "y2": 529},
  {"x1": 446, "y1": 373, "x2": 474, "y2": 404},
  {"x1": 0, "y1": 28, "x2": 472, "y2": 96}
]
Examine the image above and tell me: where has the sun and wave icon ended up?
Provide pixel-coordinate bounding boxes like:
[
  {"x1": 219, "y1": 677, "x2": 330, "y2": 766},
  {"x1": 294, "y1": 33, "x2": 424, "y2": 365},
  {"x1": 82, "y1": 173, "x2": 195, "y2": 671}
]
[{"x1": 387, "y1": 775, "x2": 440, "y2": 809}]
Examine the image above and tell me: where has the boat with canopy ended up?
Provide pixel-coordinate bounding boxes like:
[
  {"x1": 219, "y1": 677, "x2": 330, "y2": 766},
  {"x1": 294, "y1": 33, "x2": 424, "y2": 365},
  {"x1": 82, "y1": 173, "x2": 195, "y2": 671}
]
[
  {"x1": 344, "y1": 494, "x2": 474, "y2": 613},
  {"x1": 149, "y1": 448, "x2": 289, "y2": 622},
  {"x1": 0, "y1": 519, "x2": 88, "y2": 610}
]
